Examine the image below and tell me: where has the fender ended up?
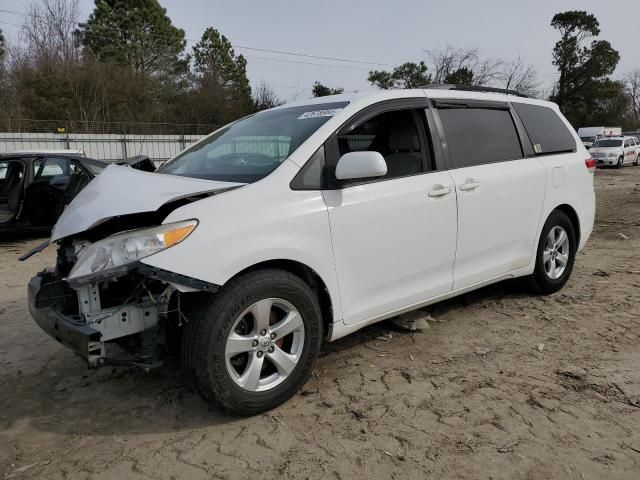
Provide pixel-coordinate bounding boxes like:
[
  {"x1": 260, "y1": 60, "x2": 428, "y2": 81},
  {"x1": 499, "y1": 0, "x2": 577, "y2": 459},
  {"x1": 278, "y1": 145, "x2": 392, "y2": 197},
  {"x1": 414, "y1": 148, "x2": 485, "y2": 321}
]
[{"x1": 141, "y1": 161, "x2": 344, "y2": 323}]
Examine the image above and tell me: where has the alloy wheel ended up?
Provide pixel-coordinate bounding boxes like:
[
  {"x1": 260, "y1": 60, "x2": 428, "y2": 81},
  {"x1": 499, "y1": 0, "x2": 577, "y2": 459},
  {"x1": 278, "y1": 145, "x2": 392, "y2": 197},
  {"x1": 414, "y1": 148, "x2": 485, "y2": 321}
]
[
  {"x1": 225, "y1": 298, "x2": 305, "y2": 392},
  {"x1": 543, "y1": 226, "x2": 570, "y2": 280}
]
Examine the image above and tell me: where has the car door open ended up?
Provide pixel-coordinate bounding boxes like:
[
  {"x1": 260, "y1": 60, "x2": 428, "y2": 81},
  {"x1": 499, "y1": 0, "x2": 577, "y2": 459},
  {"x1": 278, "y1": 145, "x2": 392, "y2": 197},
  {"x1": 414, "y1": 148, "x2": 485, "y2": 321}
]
[
  {"x1": 323, "y1": 102, "x2": 457, "y2": 326},
  {"x1": 24, "y1": 156, "x2": 71, "y2": 227}
]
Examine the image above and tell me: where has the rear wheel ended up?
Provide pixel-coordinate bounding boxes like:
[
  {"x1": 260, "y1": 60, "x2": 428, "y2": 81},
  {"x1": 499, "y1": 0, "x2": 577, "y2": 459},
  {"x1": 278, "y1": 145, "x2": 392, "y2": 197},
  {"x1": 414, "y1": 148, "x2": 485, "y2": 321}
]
[
  {"x1": 181, "y1": 269, "x2": 323, "y2": 416},
  {"x1": 634, "y1": 155, "x2": 639, "y2": 167},
  {"x1": 528, "y1": 210, "x2": 577, "y2": 294}
]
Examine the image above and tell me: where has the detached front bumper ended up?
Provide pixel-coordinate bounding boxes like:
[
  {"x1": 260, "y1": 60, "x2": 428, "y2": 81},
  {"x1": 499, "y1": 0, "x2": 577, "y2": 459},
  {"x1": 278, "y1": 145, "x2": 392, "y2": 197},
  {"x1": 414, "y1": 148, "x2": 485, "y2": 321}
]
[{"x1": 28, "y1": 274, "x2": 103, "y2": 364}]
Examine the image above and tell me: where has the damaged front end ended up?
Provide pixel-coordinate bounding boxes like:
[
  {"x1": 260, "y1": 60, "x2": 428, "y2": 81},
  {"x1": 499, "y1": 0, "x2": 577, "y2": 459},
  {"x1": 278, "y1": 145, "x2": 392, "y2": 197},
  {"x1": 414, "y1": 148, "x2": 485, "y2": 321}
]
[
  {"x1": 24, "y1": 164, "x2": 242, "y2": 369},
  {"x1": 28, "y1": 220, "x2": 217, "y2": 369}
]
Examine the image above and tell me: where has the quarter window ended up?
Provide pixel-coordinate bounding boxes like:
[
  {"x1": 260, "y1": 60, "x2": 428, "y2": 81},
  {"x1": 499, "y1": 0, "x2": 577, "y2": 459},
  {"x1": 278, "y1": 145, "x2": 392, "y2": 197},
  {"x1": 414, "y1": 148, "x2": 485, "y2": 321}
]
[
  {"x1": 290, "y1": 146, "x2": 326, "y2": 190},
  {"x1": 337, "y1": 109, "x2": 429, "y2": 180},
  {"x1": 437, "y1": 107, "x2": 523, "y2": 168},
  {"x1": 512, "y1": 103, "x2": 576, "y2": 155}
]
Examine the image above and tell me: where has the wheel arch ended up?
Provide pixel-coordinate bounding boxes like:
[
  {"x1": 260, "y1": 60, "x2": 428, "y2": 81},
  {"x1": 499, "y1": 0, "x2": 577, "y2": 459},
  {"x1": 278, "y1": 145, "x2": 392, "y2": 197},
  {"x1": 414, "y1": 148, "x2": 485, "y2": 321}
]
[
  {"x1": 553, "y1": 204, "x2": 581, "y2": 247},
  {"x1": 224, "y1": 259, "x2": 335, "y2": 338}
]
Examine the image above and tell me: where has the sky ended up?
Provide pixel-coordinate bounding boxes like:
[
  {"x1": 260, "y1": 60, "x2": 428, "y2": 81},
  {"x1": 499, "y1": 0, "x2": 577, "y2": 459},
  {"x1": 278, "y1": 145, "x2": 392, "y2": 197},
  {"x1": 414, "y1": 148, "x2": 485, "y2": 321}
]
[{"x1": 1, "y1": 0, "x2": 639, "y2": 101}]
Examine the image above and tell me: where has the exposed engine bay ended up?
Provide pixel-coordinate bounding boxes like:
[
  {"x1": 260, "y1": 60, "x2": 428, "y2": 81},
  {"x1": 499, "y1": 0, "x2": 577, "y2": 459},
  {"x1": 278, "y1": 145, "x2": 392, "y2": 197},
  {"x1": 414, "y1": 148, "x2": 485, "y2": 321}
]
[{"x1": 31, "y1": 238, "x2": 199, "y2": 369}]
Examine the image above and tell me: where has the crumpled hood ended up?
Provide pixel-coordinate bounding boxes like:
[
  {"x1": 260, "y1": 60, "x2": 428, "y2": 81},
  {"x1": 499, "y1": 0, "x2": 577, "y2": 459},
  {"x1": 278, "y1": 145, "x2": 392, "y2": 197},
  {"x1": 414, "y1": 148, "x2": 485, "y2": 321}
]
[{"x1": 51, "y1": 165, "x2": 242, "y2": 241}]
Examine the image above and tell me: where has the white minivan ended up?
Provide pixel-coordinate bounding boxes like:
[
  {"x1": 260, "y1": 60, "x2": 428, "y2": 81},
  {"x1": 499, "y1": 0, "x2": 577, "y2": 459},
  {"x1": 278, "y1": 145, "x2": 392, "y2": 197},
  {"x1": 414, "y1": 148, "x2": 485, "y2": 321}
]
[{"x1": 27, "y1": 86, "x2": 596, "y2": 415}]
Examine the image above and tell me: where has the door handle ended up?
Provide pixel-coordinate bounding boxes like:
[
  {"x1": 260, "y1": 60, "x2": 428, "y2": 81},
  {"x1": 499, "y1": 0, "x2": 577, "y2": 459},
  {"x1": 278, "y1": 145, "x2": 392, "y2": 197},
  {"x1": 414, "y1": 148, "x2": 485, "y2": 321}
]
[
  {"x1": 428, "y1": 184, "x2": 452, "y2": 198},
  {"x1": 458, "y1": 179, "x2": 481, "y2": 191}
]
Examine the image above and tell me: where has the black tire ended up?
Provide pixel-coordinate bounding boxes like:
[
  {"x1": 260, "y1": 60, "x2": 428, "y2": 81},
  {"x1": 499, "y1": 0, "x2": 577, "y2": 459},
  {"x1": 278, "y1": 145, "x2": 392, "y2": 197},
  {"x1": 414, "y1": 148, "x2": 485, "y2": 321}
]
[
  {"x1": 527, "y1": 210, "x2": 577, "y2": 295},
  {"x1": 634, "y1": 155, "x2": 639, "y2": 167},
  {"x1": 617, "y1": 156, "x2": 624, "y2": 168},
  {"x1": 181, "y1": 269, "x2": 323, "y2": 416}
]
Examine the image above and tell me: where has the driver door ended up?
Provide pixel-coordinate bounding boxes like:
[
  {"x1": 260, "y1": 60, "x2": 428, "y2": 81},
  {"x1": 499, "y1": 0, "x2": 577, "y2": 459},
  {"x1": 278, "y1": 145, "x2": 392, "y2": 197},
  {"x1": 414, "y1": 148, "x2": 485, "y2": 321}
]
[{"x1": 323, "y1": 100, "x2": 457, "y2": 326}]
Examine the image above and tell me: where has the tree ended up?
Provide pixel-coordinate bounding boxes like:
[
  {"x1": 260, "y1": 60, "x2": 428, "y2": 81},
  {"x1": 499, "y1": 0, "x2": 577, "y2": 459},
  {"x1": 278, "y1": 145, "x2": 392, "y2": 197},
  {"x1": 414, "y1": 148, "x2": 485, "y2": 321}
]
[
  {"x1": 80, "y1": 0, "x2": 187, "y2": 76},
  {"x1": 444, "y1": 67, "x2": 474, "y2": 85},
  {"x1": 22, "y1": 0, "x2": 80, "y2": 66},
  {"x1": 312, "y1": 81, "x2": 344, "y2": 97},
  {"x1": 426, "y1": 46, "x2": 502, "y2": 86},
  {"x1": 497, "y1": 57, "x2": 540, "y2": 96},
  {"x1": 581, "y1": 79, "x2": 629, "y2": 127},
  {"x1": 0, "y1": 28, "x2": 5, "y2": 63},
  {"x1": 624, "y1": 70, "x2": 640, "y2": 129},
  {"x1": 191, "y1": 27, "x2": 252, "y2": 121},
  {"x1": 550, "y1": 11, "x2": 620, "y2": 124},
  {"x1": 368, "y1": 61, "x2": 431, "y2": 89},
  {"x1": 252, "y1": 82, "x2": 282, "y2": 112}
]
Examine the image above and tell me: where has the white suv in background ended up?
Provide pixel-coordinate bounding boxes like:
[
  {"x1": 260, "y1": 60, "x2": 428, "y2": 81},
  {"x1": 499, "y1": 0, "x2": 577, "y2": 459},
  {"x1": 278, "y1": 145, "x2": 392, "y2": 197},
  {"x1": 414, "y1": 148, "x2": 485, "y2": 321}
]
[
  {"x1": 27, "y1": 86, "x2": 596, "y2": 415},
  {"x1": 590, "y1": 136, "x2": 640, "y2": 168}
]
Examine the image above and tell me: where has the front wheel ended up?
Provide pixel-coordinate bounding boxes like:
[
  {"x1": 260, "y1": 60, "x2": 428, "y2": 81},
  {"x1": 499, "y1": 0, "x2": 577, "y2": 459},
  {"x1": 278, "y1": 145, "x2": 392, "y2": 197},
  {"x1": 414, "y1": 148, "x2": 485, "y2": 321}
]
[
  {"x1": 527, "y1": 210, "x2": 577, "y2": 294},
  {"x1": 617, "y1": 156, "x2": 624, "y2": 168},
  {"x1": 181, "y1": 269, "x2": 323, "y2": 416}
]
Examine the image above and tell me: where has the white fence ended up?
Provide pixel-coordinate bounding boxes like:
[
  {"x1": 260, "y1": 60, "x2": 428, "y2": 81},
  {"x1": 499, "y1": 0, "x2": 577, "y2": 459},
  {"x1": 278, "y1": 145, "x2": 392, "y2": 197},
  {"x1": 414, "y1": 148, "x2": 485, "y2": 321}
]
[{"x1": 0, "y1": 132, "x2": 205, "y2": 163}]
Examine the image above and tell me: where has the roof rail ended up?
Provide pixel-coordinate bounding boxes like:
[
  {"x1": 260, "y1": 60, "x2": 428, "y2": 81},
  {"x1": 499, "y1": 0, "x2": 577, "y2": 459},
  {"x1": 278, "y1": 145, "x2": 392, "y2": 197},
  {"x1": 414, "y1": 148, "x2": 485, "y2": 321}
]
[{"x1": 420, "y1": 84, "x2": 532, "y2": 98}]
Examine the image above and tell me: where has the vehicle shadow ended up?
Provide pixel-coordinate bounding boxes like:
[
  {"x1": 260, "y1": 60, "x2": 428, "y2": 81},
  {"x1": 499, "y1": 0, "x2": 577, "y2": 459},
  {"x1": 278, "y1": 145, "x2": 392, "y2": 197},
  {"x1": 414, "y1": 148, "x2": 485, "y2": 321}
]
[{"x1": 0, "y1": 279, "x2": 527, "y2": 437}]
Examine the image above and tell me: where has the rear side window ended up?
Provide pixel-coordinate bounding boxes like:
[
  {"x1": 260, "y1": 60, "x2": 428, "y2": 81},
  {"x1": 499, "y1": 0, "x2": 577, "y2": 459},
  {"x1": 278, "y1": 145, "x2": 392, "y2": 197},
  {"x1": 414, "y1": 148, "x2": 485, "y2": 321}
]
[
  {"x1": 512, "y1": 103, "x2": 576, "y2": 155},
  {"x1": 437, "y1": 107, "x2": 523, "y2": 168}
]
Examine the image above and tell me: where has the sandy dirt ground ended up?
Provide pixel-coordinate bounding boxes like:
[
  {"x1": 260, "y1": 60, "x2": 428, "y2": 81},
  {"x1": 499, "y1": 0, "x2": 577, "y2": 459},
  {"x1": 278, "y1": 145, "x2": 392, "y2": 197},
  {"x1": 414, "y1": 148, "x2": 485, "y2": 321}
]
[{"x1": 1, "y1": 167, "x2": 639, "y2": 480}]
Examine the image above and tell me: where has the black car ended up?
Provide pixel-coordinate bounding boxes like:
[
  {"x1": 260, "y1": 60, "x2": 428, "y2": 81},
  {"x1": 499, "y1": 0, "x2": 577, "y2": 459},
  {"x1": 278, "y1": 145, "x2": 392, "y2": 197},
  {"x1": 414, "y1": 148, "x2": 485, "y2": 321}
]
[{"x1": 0, "y1": 152, "x2": 108, "y2": 233}]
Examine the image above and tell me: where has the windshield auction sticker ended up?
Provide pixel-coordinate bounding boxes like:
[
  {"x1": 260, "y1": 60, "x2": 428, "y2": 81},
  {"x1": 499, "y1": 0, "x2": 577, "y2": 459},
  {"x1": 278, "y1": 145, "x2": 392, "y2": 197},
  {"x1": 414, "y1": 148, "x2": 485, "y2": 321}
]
[{"x1": 298, "y1": 109, "x2": 343, "y2": 120}]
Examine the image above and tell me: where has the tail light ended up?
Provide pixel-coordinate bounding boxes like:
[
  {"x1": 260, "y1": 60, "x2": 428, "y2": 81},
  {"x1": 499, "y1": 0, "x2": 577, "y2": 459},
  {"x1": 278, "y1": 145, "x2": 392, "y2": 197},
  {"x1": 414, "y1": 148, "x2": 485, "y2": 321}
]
[{"x1": 585, "y1": 157, "x2": 596, "y2": 172}]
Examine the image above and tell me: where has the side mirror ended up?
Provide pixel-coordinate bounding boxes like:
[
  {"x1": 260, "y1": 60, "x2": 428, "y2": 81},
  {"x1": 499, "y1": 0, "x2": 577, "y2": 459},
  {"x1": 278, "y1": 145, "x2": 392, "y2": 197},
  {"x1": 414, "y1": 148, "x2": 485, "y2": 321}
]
[{"x1": 335, "y1": 151, "x2": 387, "y2": 180}]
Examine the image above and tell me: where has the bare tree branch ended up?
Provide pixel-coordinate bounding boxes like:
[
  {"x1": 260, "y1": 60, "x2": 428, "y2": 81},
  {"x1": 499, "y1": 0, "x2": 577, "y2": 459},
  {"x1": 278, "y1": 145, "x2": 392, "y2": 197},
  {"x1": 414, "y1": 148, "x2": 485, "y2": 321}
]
[
  {"x1": 425, "y1": 45, "x2": 503, "y2": 86},
  {"x1": 624, "y1": 70, "x2": 640, "y2": 129},
  {"x1": 22, "y1": 0, "x2": 80, "y2": 67},
  {"x1": 497, "y1": 56, "x2": 541, "y2": 96}
]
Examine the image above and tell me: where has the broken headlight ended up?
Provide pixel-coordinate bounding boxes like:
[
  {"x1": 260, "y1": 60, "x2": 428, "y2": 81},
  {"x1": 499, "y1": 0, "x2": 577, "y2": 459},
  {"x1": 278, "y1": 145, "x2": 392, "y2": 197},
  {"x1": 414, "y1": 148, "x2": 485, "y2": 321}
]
[{"x1": 67, "y1": 220, "x2": 198, "y2": 283}]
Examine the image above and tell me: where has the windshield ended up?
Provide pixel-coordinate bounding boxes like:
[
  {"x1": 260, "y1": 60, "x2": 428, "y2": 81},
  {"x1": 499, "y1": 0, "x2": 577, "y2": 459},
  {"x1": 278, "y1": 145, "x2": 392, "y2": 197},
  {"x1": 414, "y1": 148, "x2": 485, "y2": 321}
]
[
  {"x1": 593, "y1": 139, "x2": 623, "y2": 148},
  {"x1": 158, "y1": 102, "x2": 348, "y2": 182},
  {"x1": 580, "y1": 136, "x2": 596, "y2": 143}
]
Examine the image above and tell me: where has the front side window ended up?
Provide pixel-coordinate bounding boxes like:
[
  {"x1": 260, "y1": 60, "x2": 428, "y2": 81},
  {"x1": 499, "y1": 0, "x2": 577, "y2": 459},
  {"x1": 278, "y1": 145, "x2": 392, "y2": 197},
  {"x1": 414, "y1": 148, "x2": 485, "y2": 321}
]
[
  {"x1": 437, "y1": 107, "x2": 523, "y2": 168},
  {"x1": 594, "y1": 139, "x2": 623, "y2": 148},
  {"x1": 158, "y1": 102, "x2": 348, "y2": 183},
  {"x1": 337, "y1": 108, "x2": 428, "y2": 180}
]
